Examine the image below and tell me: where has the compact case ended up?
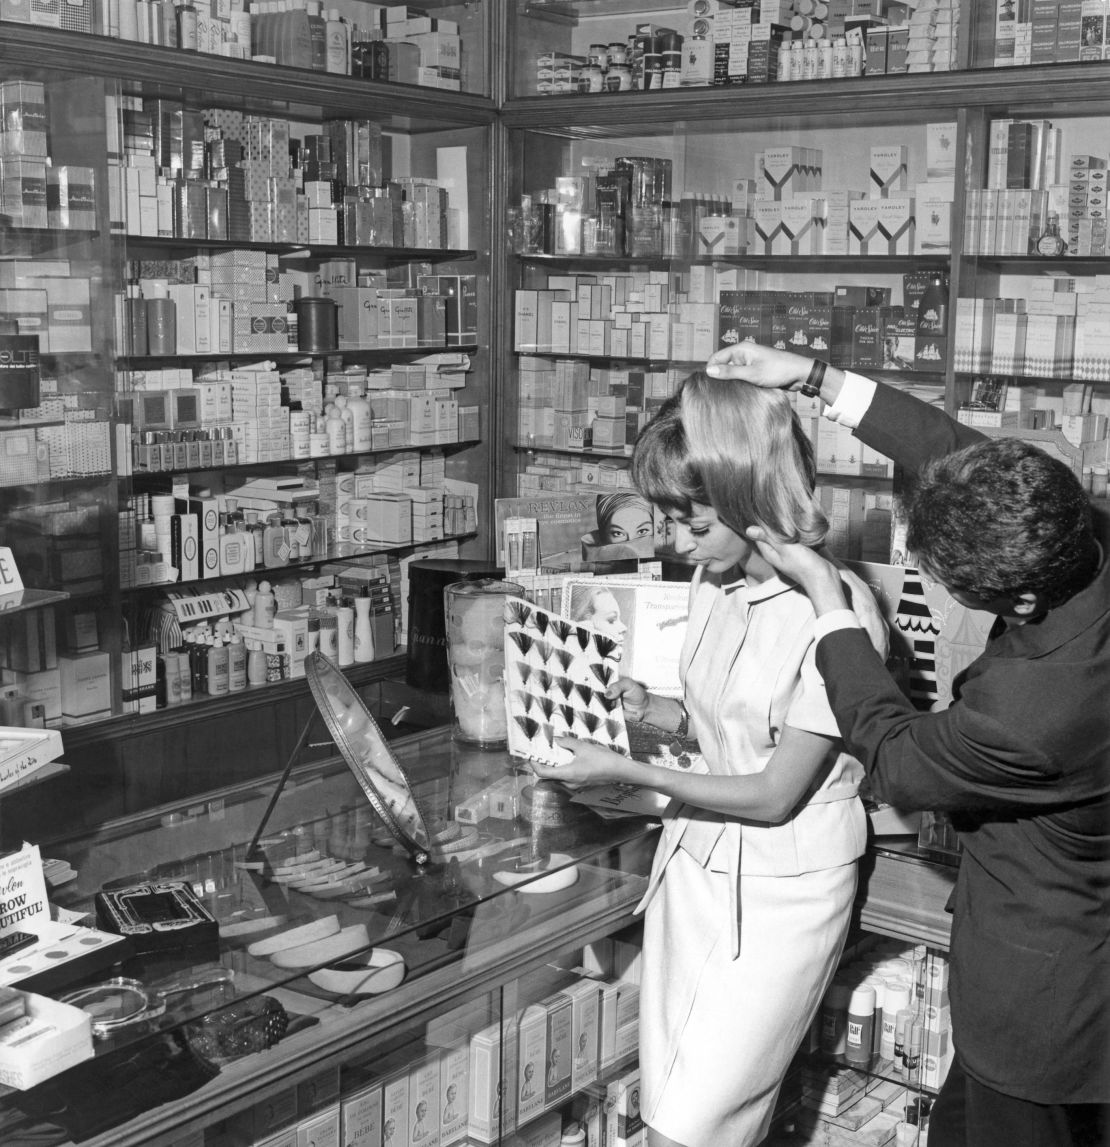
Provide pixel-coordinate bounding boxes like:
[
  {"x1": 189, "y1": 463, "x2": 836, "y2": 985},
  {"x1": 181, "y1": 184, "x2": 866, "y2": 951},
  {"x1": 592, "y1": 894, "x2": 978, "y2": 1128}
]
[{"x1": 94, "y1": 880, "x2": 218, "y2": 956}]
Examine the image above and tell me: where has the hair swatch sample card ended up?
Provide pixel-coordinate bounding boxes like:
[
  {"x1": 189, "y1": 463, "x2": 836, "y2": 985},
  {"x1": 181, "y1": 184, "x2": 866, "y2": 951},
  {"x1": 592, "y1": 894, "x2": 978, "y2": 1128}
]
[{"x1": 503, "y1": 597, "x2": 629, "y2": 768}]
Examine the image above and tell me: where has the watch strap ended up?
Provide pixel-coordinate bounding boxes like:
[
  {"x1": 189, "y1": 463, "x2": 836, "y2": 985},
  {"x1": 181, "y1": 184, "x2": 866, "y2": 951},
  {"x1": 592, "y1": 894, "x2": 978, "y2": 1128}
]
[{"x1": 800, "y1": 358, "x2": 827, "y2": 398}]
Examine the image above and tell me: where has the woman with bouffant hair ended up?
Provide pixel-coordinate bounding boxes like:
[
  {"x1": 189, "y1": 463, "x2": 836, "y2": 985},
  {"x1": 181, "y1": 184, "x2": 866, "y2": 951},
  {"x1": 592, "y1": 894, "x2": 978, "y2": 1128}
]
[{"x1": 532, "y1": 370, "x2": 884, "y2": 1147}]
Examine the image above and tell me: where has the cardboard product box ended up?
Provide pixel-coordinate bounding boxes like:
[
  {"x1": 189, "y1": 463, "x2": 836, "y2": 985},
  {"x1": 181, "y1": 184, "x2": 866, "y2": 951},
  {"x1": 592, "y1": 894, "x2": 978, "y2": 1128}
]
[
  {"x1": 870, "y1": 145, "x2": 909, "y2": 198},
  {"x1": 516, "y1": 1004, "x2": 548, "y2": 1124},
  {"x1": 850, "y1": 307, "x2": 884, "y2": 369},
  {"x1": 753, "y1": 201, "x2": 783, "y2": 255},
  {"x1": 407, "y1": 1055, "x2": 441, "y2": 1147},
  {"x1": 58, "y1": 650, "x2": 110, "y2": 719},
  {"x1": 542, "y1": 991, "x2": 573, "y2": 1109},
  {"x1": 0, "y1": 992, "x2": 93, "y2": 1089},
  {"x1": 848, "y1": 199, "x2": 883, "y2": 255},
  {"x1": 297, "y1": 1106, "x2": 340, "y2": 1147},
  {"x1": 439, "y1": 1043, "x2": 469, "y2": 1145},
  {"x1": 381, "y1": 1066, "x2": 410, "y2": 1147},
  {"x1": 780, "y1": 198, "x2": 826, "y2": 255},
  {"x1": 5, "y1": 605, "x2": 57, "y2": 673},
  {"x1": 603, "y1": 1069, "x2": 644, "y2": 1147},
  {"x1": 468, "y1": 1020, "x2": 517, "y2": 1143},
  {"x1": 562, "y1": 979, "x2": 601, "y2": 1094},
  {"x1": 340, "y1": 1082, "x2": 383, "y2": 1147},
  {"x1": 875, "y1": 196, "x2": 915, "y2": 255}
]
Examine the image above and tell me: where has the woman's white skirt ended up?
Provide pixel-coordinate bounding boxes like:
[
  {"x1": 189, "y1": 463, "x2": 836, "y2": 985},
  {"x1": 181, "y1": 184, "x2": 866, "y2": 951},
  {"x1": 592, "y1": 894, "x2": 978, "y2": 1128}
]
[{"x1": 639, "y1": 848, "x2": 857, "y2": 1147}]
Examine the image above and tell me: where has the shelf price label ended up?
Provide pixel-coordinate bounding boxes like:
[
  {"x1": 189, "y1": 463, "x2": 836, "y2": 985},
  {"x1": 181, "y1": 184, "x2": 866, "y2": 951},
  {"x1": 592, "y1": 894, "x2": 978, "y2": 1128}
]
[{"x1": 0, "y1": 548, "x2": 24, "y2": 597}]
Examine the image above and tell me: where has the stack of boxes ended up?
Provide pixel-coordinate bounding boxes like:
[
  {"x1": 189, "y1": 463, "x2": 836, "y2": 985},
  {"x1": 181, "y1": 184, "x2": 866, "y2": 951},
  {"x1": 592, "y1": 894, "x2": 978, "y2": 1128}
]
[
  {"x1": 376, "y1": 5, "x2": 462, "y2": 90},
  {"x1": 228, "y1": 368, "x2": 290, "y2": 463},
  {"x1": 994, "y1": 0, "x2": 1106, "y2": 68},
  {"x1": 1, "y1": 80, "x2": 50, "y2": 230},
  {"x1": 0, "y1": 604, "x2": 121, "y2": 725},
  {"x1": 905, "y1": 0, "x2": 960, "y2": 72}
]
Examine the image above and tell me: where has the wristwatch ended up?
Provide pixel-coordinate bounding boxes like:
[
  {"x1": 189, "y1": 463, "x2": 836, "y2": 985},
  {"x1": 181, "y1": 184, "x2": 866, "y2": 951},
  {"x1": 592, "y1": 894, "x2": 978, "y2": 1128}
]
[{"x1": 799, "y1": 358, "x2": 827, "y2": 398}]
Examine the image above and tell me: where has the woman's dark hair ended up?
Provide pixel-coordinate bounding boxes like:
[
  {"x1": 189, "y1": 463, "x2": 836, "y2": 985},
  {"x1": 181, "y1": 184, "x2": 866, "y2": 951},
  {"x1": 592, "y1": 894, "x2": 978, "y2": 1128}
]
[{"x1": 904, "y1": 437, "x2": 1099, "y2": 607}]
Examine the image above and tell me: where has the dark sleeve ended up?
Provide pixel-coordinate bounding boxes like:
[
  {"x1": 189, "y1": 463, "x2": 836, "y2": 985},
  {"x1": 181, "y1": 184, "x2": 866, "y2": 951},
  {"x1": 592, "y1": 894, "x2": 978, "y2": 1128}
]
[
  {"x1": 814, "y1": 628, "x2": 1084, "y2": 814},
  {"x1": 852, "y1": 379, "x2": 986, "y2": 474}
]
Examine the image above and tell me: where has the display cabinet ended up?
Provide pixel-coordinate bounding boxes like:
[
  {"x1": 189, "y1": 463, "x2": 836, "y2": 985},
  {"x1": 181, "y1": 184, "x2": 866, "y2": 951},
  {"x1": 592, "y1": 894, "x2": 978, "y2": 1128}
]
[
  {"x1": 0, "y1": 24, "x2": 498, "y2": 829},
  {"x1": 0, "y1": 715, "x2": 659, "y2": 1147},
  {"x1": 496, "y1": 2, "x2": 1110, "y2": 545}
]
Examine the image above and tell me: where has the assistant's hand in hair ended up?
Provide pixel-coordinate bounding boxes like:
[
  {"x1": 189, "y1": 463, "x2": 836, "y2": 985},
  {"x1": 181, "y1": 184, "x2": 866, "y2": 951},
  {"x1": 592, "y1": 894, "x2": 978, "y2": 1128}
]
[
  {"x1": 607, "y1": 677, "x2": 652, "y2": 723},
  {"x1": 531, "y1": 739, "x2": 638, "y2": 789},
  {"x1": 744, "y1": 527, "x2": 848, "y2": 616},
  {"x1": 705, "y1": 342, "x2": 813, "y2": 389}
]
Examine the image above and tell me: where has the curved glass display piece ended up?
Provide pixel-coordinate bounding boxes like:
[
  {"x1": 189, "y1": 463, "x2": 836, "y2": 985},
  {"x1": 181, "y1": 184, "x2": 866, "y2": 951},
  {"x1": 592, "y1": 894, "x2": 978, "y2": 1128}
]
[{"x1": 305, "y1": 651, "x2": 433, "y2": 865}]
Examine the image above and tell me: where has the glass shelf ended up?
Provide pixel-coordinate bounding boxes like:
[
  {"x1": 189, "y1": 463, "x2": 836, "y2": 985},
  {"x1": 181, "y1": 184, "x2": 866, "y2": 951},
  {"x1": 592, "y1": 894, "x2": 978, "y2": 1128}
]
[
  {"x1": 118, "y1": 345, "x2": 478, "y2": 366},
  {"x1": 121, "y1": 532, "x2": 479, "y2": 596},
  {"x1": 123, "y1": 237, "x2": 478, "y2": 262},
  {"x1": 125, "y1": 438, "x2": 481, "y2": 480},
  {"x1": 0, "y1": 587, "x2": 71, "y2": 615}
]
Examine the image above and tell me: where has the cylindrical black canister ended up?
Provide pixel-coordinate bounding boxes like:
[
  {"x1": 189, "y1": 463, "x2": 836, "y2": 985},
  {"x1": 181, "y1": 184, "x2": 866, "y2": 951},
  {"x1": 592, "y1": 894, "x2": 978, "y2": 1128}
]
[
  {"x1": 294, "y1": 296, "x2": 339, "y2": 353},
  {"x1": 406, "y1": 558, "x2": 502, "y2": 691}
]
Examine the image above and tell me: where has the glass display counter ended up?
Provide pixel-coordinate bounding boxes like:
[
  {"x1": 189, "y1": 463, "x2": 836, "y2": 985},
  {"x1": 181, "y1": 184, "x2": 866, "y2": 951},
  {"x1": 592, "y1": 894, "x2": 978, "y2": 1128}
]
[{"x1": 0, "y1": 721, "x2": 658, "y2": 1147}]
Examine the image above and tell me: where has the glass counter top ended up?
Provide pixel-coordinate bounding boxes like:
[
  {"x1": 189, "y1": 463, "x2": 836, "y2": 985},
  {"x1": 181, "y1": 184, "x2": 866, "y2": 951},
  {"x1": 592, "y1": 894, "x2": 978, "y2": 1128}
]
[{"x1": 0, "y1": 723, "x2": 658, "y2": 1141}]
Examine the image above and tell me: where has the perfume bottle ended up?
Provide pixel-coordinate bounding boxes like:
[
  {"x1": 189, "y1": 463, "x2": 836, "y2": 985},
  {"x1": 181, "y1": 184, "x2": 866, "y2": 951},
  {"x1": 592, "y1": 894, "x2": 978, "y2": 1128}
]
[{"x1": 1035, "y1": 212, "x2": 1066, "y2": 256}]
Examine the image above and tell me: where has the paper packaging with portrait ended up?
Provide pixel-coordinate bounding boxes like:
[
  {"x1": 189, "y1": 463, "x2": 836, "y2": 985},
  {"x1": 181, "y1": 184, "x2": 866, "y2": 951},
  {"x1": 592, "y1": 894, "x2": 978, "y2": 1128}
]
[
  {"x1": 561, "y1": 578, "x2": 688, "y2": 699},
  {"x1": 494, "y1": 492, "x2": 655, "y2": 574},
  {"x1": 504, "y1": 597, "x2": 630, "y2": 768}
]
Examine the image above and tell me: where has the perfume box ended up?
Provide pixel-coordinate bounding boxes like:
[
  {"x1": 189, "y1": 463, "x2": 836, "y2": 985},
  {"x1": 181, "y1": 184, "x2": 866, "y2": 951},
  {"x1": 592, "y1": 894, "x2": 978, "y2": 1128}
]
[
  {"x1": 876, "y1": 197, "x2": 915, "y2": 255},
  {"x1": 870, "y1": 145, "x2": 908, "y2": 198}
]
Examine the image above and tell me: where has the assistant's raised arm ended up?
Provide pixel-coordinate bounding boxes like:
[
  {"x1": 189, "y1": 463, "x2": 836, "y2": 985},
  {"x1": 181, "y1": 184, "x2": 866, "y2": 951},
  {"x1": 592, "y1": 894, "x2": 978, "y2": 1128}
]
[{"x1": 706, "y1": 342, "x2": 848, "y2": 407}]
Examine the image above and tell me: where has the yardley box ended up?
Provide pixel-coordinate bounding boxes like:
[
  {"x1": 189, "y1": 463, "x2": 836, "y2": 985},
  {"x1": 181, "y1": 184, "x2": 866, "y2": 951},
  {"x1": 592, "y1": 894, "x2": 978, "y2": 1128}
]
[
  {"x1": 758, "y1": 146, "x2": 820, "y2": 200},
  {"x1": 697, "y1": 214, "x2": 744, "y2": 256},
  {"x1": 849, "y1": 199, "x2": 884, "y2": 255},
  {"x1": 780, "y1": 199, "x2": 826, "y2": 254},
  {"x1": 753, "y1": 202, "x2": 783, "y2": 256},
  {"x1": 869, "y1": 145, "x2": 908, "y2": 197},
  {"x1": 875, "y1": 197, "x2": 915, "y2": 255}
]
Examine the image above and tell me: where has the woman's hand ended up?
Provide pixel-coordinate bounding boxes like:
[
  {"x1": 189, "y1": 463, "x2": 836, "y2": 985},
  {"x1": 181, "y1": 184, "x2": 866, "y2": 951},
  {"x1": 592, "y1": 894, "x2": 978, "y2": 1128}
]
[
  {"x1": 607, "y1": 677, "x2": 651, "y2": 723},
  {"x1": 745, "y1": 527, "x2": 848, "y2": 616},
  {"x1": 530, "y1": 738, "x2": 638, "y2": 788},
  {"x1": 705, "y1": 342, "x2": 813, "y2": 389}
]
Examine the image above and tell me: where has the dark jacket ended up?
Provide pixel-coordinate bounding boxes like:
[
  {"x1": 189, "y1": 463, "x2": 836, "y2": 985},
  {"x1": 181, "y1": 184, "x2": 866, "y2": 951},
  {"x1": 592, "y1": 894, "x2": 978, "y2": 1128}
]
[{"x1": 818, "y1": 381, "x2": 1110, "y2": 1104}]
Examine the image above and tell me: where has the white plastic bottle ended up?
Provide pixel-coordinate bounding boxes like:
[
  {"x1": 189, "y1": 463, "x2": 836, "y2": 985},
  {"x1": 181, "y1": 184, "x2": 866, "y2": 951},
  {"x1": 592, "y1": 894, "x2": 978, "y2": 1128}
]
[
  {"x1": 353, "y1": 586, "x2": 375, "y2": 663},
  {"x1": 336, "y1": 598, "x2": 355, "y2": 666},
  {"x1": 831, "y1": 36, "x2": 849, "y2": 78},
  {"x1": 254, "y1": 579, "x2": 277, "y2": 627},
  {"x1": 789, "y1": 40, "x2": 805, "y2": 80},
  {"x1": 228, "y1": 634, "x2": 247, "y2": 692},
  {"x1": 818, "y1": 37, "x2": 833, "y2": 79},
  {"x1": 803, "y1": 40, "x2": 818, "y2": 80},
  {"x1": 777, "y1": 34, "x2": 793, "y2": 81},
  {"x1": 325, "y1": 404, "x2": 346, "y2": 454},
  {"x1": 208, "y1": 637, "x2": 230, "y2": 696},
  {"x1": 848, "y1": 37, "x2": 864, "y2": 76},
  {"x1": 325, "y1": 8, "x2": 349, "y2": 73},
  {"x1": 347, "y1": 386, "x2": 372, "y2": 451}
]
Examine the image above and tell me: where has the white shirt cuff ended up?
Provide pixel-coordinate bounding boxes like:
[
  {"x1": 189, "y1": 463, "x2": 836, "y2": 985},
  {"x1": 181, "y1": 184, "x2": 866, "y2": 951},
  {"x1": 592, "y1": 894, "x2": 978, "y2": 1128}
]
[
  {"x1": 823, "y1": 371, "x2": 876, "y2": 429},
  {"x1": 814, "y1": 609, "x2": 861, "y2": 641}
]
